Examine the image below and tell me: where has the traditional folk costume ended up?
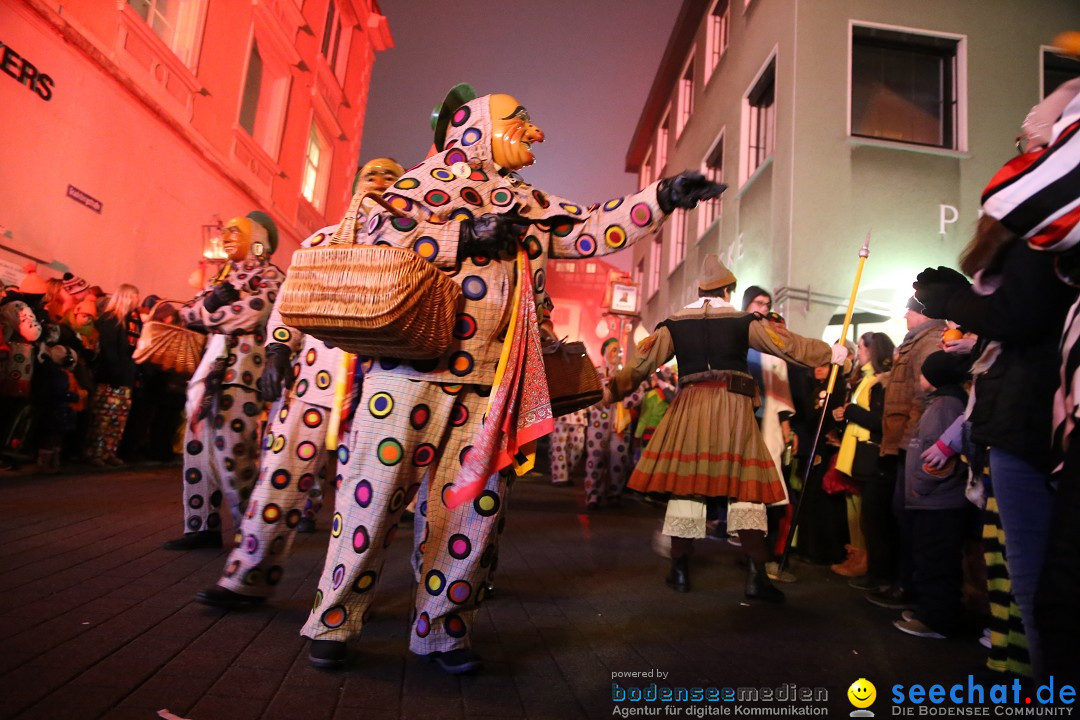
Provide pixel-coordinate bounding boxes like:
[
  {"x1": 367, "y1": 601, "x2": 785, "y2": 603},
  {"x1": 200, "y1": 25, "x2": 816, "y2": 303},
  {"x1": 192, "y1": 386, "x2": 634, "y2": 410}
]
[
  {"x1": 0, "y1": 267, "x2": 46, "y2": 457},
  {"x1": 611, "y1": 256, "x2": 835, "y2": 600},
  {"x1": 549, "y1": 408, "x2": 587, "y2": 486},
  {"x1": 168, "y1": 214, "x2": 283, "y2": 546},
  {"x1": 301, "y1": 91, "x2": 688, "y2": 672}
]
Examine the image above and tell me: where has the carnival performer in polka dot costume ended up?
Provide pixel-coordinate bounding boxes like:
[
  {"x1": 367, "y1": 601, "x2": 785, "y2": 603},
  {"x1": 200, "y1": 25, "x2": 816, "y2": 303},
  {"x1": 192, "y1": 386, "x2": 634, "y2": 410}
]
[
  {"x1": 549, "y1": 407, "x2": 587, "y2": 486},
  {"x1": 193, "y1": 159, "x2": 405, "y2": 607},
  {"x1": 585, "y1": 338, "x2": 647, "y2": 510},
  {"x1": 163, "y1": 212, "x2": 283, "y2": 551},
  {"x1": 302, "y1": 87, "x2": 723, "y2": 674}
]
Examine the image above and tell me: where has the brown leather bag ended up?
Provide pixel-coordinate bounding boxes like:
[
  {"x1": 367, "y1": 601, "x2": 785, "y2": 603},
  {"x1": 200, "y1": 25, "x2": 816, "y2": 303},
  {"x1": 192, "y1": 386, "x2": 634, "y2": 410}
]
[{"x1": 542, "y1": 341, "x2": 602, "y2": 417}]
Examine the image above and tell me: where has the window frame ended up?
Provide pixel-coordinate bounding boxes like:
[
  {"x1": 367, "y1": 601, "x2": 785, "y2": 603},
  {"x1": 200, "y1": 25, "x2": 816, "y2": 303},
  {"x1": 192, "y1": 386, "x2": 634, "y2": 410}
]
[
  {"x1": 739, "y1": 50, "x2": 777, "y2": 187},
  {"x1": 649, "y1": 235, "x2": 663, "y2": 300},
  {"x1": 847, "y1": 20, "x2": 967, "y2": 152},
  {"x1": 320, "y1": 0, "x2": 355, "y2": 86},
  {"x1": 668, "y1": 210, "x2": 688, "y2": 275},
  {"x1": 236, "y1": 29, "x2": 293, "y2": 162},
  {"x1": 1041, "y1": 46, "x2": 1080, "y2": 100},
  {"x1": 655, "y1": 106, "x2": 671, "y2": 179},
  {"x1": 125, "y1": 0, "x2": 208, "y2": 70},
  {"x1": 705, "y1": 0, "x2": 730, "y2": 83},
  {"x1": 676, "y1": 49, "x2": 696, "y2": 140},
  {"x1": 300, "y1": 120, "x2": 333, "y2": 212},
  {"x1": 699, "y1": 128, "x2": 725, "y2": 237}
]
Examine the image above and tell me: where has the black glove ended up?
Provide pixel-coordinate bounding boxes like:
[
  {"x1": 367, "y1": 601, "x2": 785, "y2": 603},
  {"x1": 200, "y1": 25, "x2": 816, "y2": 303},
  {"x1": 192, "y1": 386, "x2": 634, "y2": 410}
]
[
  {"x1": 657, "y1": 171, "x2": 726, "y2": 214},
  {"x1": 913, "y1": 266, "x2": 970, "y2": 319},
  {"x1": 257, "y1": 342, "x2": 294, "y2": 402},
  {"x1": 203, "y1": 282, "x2": 240, "y2": 312},
  {"x1": 457, "y1": 213, "x2": 528, "y2": 260}
]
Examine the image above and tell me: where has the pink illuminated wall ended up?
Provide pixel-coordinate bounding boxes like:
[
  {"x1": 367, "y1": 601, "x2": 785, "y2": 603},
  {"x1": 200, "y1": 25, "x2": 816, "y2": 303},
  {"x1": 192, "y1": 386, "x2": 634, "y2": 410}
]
[
  {"x1": 546, "y1": 257, "x2": 636, "y2": 365},
  {"x1": 0, "y1": 0, "x2": 390, "y2": 299}
]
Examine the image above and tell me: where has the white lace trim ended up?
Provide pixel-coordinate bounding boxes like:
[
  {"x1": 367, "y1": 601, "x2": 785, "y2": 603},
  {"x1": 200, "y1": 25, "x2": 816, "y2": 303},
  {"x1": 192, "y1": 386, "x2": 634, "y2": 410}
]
[
  {"x1": 663, "y1": 499, "x2": 707, "y2": 538},
  {"x1": 727, "y1": 501, "x2": 767, "y2": 533}
]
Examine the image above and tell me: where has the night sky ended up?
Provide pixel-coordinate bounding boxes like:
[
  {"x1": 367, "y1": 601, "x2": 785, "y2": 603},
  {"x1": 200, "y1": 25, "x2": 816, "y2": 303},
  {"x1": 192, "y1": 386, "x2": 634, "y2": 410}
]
[{"x1": 360, "y1": 1, "x2": 681, "y2": 215}]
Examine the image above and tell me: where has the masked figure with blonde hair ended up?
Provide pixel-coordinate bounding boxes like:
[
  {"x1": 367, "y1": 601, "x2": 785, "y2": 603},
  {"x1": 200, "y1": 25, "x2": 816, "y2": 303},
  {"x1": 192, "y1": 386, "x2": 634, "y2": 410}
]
[
  {"x1": 163, "y1": 212, "x2": 283, "y2": 550},
  {"x1": 83, "y1": 283, "x2": 141, "y2": 465}
]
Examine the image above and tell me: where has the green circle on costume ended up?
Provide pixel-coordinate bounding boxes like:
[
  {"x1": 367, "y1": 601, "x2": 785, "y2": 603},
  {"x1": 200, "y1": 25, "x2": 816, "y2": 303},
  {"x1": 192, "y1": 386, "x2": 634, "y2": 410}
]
[
  {"x1": 369, "y1": 392, "x2": 394, "y2": 418},
  {"x1": 272, "y1": 327, "x2": 291, "y2": 342},
  {"x1": 377, "y1": 438, "x2": 404, "y2": 466}
]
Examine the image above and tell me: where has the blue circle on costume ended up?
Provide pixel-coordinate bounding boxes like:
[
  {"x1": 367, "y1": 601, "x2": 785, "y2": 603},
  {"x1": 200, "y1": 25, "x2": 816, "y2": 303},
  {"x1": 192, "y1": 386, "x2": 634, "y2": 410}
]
[
  {"x1": 559, "y1": 202, "x2": 583, "y2": 215},
  {"x1": 414, "y1": 237, "x2": 439, "y2": 261},
  {"x1": 461, "y1": 128, "x2": 483, "y2": 147},
  {"x1": 461, "y1": 276, "x2": 487, "y2": 300},
  {"x1": 425, "y1": 570, "x2": 446, "y2": 596},
  {"x1": 431, "y1": 168, "x2": 454, "y2": 182},
  {"x1": 416, "y1": 612, "x2": 431, "y2": 637},
  {"x1": 337, "y1": 445, "x2": 349, "y2": 464},
  {"x1": 575, "y1": 234, "x2": 597, "y2": 256},
  {"x1": 603, "y1": 197, "x2": 625, "y2": 212},
  {"x1": 533, "y1": 268, "x2": 546, "y2": 292}
]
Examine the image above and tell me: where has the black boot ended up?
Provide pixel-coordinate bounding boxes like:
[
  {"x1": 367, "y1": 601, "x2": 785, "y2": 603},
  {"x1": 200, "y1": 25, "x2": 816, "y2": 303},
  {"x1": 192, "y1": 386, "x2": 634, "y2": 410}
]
[
  {"x1": 666, "y1": 556, "x2": 690, "y2": 593},
  {"x1": 745, "y1": 558, "x2": 784, "y2": 602},
  {"x1": 162, "y1": 531, "x2": 223, "y2": 551}
]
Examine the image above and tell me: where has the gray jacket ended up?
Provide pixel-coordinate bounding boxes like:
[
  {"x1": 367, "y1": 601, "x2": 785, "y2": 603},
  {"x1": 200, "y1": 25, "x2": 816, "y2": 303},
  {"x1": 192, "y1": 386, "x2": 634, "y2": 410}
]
[{"x1": 904, "y1": 391, "x2": 969, "y2": 510}]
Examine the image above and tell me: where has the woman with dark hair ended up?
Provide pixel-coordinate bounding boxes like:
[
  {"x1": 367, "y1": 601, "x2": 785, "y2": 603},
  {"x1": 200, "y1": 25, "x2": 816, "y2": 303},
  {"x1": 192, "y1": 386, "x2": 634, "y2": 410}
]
[{"x1": 834, "y1": 332, "x2": 895, "y2": 582}]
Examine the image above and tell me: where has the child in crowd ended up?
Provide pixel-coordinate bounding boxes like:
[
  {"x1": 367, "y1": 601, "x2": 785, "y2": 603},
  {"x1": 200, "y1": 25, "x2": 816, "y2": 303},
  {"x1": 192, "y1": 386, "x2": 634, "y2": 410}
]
[{"x1": 895, "y1": 350, "x2": 972, "y2": 639}]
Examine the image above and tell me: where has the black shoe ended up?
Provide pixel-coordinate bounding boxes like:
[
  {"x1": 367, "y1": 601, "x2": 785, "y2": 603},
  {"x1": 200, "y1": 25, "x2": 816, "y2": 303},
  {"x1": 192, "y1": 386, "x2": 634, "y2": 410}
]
[
  {"x1": 429, "y1": 648, "x2": 483, "y2": 675},
  {"x1": 865, "y1": 586, "x2": 917, "y2": 610},
  {"x1": 296, "y1": 518, "x2": 316, "y2": 534},
  {"x1": 848, "y1": 575, "x2": 891, "y2": 592},
  {"x1": 162, "y1": 531, "x2": 222, "y2": 551},
  {"x1": 745, "y1": 558, "x2": 785, "y2": 602},
  {"x1": 308, "y1": 640, "x2": 348, "y2": 669},
  {"x1": 666, "y1": 556, "x2": 690, "y2": 593},
  {"x1": 195, "y1": 586, "x2": 266, "y2": 609}
]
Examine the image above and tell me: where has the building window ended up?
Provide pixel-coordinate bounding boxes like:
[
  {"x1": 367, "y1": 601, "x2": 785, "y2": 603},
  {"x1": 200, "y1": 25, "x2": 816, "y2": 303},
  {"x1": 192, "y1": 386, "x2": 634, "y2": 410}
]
[
  {"x1": 320, "y1": 0, "x2": 352, "y2": 84},
  {"x1": 1044, "y1": 48, "x2": 1080, "y2": 98},
  {"x1": 700, "y1": 132, "x2": 724, "y2": 233},
  {"x1": 743, "y1": 56, "x2": 775, "y2": 181},
  {"x1": 301, "y1": 123, "x2": 332, "y2": 210},
  {"x1": 126, "y1": 0, "x2": 203, "y2": 67},
  {"x1": 238, "y1": 37, "x2": 291, "y2": 159},
  {"x1": 677, "y1": 54, "x2": 695, "y2": 138},
  {"x1": 669, "y1": 211, "x2": 687, "y2": 273},
  {"x1": 656, "y1": 108, "x2": 670, "y2": 178},
  {"x1": 851, "y1": 25, "x2": 961, "y2": 149},
  {"x1": 649, "y1": 236, "x2": 662, "y2": 298},
  {"x1": 706, "y1": 0, "x2": 729, "y2": 81},
  {"x1": 640, "y1": 148, "x2": 654, "y2": 191}
]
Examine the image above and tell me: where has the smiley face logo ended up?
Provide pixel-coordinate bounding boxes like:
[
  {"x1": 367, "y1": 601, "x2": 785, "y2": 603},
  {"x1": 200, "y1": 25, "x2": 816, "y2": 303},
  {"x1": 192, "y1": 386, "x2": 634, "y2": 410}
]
[{"x1": 848, "y1": 678, "x2": 876, "y2": 710}]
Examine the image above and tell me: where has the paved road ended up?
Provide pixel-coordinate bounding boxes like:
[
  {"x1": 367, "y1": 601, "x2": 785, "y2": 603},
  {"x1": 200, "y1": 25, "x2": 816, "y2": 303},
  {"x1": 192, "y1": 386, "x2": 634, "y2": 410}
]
[{"x1": 0, "y1": 465, "x2": 993, "y2": 719}]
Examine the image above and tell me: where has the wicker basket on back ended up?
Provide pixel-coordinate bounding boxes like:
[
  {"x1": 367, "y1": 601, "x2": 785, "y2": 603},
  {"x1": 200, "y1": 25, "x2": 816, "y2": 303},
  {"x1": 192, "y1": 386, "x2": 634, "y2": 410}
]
[
  {"x1": 132, "y1": 321, "x2": 206, "y2": 376},
  {"x1": 277, "y1": 192, "x2": 463, "y2": 359}
]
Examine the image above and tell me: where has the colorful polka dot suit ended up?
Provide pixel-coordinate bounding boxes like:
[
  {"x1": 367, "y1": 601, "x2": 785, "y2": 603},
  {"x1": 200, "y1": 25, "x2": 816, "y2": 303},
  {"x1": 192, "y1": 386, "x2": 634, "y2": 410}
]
[
  {"x1": 585, "y1": 367, "x2": 646, "y2": 507},
  {"x1": 216, "y1": 227, "x2": 343, "y2": 597},
  {"x1": 178, "y1": 257, "x2": 282, "y2": 533},
  {"x1": 303, "y1": 94, "x2": 667, "y2": 654},
  {"x1": 550, "y1": 409, "x2": 587, "y2": 485}
]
